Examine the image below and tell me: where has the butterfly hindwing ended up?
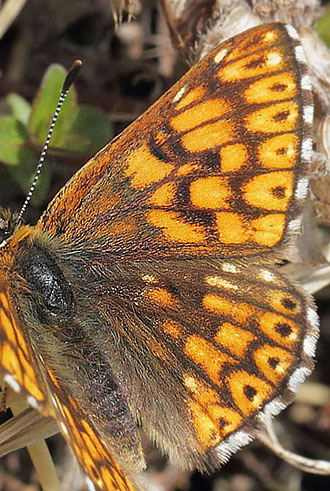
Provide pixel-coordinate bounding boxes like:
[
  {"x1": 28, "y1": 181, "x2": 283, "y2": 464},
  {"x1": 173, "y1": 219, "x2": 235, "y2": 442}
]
[{"x1": 81, "y1": 257, "x2": 317, "y2": 468}]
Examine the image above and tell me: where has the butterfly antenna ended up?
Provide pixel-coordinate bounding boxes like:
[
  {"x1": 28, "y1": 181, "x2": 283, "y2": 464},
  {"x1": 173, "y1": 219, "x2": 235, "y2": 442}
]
[{"x1": 17, "y1": 59, "x2": 83, "y2": 222}]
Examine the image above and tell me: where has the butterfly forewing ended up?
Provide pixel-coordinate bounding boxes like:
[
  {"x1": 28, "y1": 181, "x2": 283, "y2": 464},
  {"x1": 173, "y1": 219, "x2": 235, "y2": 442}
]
[{"x1": 38, "y1": 23, "x2": 313, "y2": 263}]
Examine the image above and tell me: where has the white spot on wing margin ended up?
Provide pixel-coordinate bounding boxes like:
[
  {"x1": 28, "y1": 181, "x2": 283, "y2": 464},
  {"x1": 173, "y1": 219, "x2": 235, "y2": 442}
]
[
  {"x1": 173, "y1": 86, "x2": 186, "y2": 104},
  {"x1": 294, "y1": 177, "x2": 309, "y2": 200},
  {"x1": 27, "y1": 395, "x2": 39, "y2": 409},
  {"x1": 303, "y1": 335, "x2": 317, "y2": 357},
  {"x1": 295, "y1": 45, "x2": 307, "y2": 63},
  {"x1": 215, "y1": 431, "x2": 252, "y2": 462},
  {"x1": 288, "y1": 367, "x2": 312, "y2": 393},
  {"x1": 303, "y1": 105, "x2": 314, "y2": 124},
  {"x1": 301, "y1": 74, "x2": 312, "y2": 91},
  {"x1": 284, "y1": 24, "x2": 299, "y2": 41},
  {"x1": 4, "y1": 374, "x2": 21, "y2": 393},
  {"x1": 307, "y1": 307, "x2": 319, "y2": 329},
  {"x1": 301, "y1": 138, "x2": 313, "y2": 161}
]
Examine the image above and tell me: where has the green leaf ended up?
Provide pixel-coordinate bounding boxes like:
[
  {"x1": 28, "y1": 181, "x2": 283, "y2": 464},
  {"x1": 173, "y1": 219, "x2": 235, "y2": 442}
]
[
  {"x1": 317, "y1": 7, "x2": 330, "y2": 47},
  {"x1": 7, "y1": 93, "x2": 31, "y2": 125},
  {"x1": 7, "y1": 152, "x2": 51, "y2": 206},
  {"x1": 28, "y1": 64, "x2": 78, "y2": 147},
  {"x1": 0, "y1": 116, "x2": 29, "y2": 165},
  {"x1": 70, "y1": 105, "x2": 113, "y2": 156}
]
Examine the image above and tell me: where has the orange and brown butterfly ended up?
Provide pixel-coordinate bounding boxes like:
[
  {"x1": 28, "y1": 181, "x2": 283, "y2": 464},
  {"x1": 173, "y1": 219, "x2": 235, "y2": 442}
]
[{"x1": 0, "y1": 22, "x2": 318, "y2": 490}]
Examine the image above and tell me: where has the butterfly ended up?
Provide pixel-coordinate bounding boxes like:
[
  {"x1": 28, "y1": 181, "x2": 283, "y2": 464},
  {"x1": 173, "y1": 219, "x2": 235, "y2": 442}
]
[{"x1": 0, "y1": 23, "x2": 318, "y2": 490}]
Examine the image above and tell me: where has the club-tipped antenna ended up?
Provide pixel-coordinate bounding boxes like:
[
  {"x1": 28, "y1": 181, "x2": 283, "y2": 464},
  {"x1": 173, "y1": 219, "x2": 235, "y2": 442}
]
[{"x1": 17, "y1": 59, "x2": 83, "y2": 222}]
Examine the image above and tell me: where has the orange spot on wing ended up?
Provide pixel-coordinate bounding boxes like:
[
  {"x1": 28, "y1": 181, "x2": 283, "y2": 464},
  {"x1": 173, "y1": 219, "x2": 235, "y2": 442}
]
[
  {"x1": 0, "y1": 304, "x2": 28, "y2": 357},
  {"x1": 78, "y1": 419, "x2": 135, "y2": 490},
  {"x1": 244, "y1": 73, "x2": 297, "y2": 104},
  {"x1": 254, "y1": 344, "x2": 293, "y2": 384},
  {"x1": 176, "y1": 163, "x2": 199, "y2": 176},
  {"x1": 245, "y1": 101, "x2": 299, "y2": 133},
  {"x1": 227, "y1": 370, "x2": 273, "y2": 415},
  {"x1": 80, "y1": 447, "x2": 94, "y2": 474},
  {"x1": 184, "y1": 374, "x2": 242, "y2": 448},
  {"x1": 242, "y1": 171, "x2": 294, "y2": 211},
  {"x1": 147, "y1": 210, "x2": 206, "y2": 243},
  {"x1": 185, "y1": 335, "x2": 238, "y2": 386},
  {"x1": 184, "y1": 374, "x2": 221, "y2": 406},
  {"x1": 220, "y1": 143, "x2": 248, "y2": 172},
  {"x1": 187, "y1": 399, "x2": 222, "y2": 448},
  {"x1": 171, "y1": 99, "x2": 230, "y2": 132},
  {"x1": 208, "y1": 405, "x2": 243, "y2": 438},
  {"x1": 216, "y1": 211, "x2": 285, "y2": 248},
  {"x1": 101, "y1": 468, "x2": 116, "y2": 487},
  {"x1": 146, "y1": 288, "x2": 178, "y2": 307},
  {"x1": 258, "y1": 312, "x2": 300, "y2": 348},
  {"x1": 225, "y1": 26, "x2": 279, "y2": 62},
  {"x1": 216, "y1": 212, "x2": 247, "y2": 244},
  {"x1": 2, "y1": 341, "x2": 20, "y2": 378},
  {"x1": 148, "y1": 182, "x2": 176, "y2": 207},
  {"x1": 124, "y1": 142, "x2": 174, "y2": 188},
  {"x1": 215, "y1": 323, "x2": 256, "y2": 358},
  {"x1": 0, "y1": 293, "x2": 9, "y2": 310},
  {"x1": 250, "y1": 214, "x2": 285, "y2": 247},
  {"x1": 203, "y1": 294, "x2": 255, "y2": 324},
  {"x1": 218, "y1": 48, "x2": 285, "y2": 82},
  {"x1": 182, "y1": 120, "x2": 235, "y2": 153},
  {"x1": 258, "y1": 133, "x2": 298, "y2": 169},
  {"x1": 0, "y1": 295, "x2": 44, "y2": 403},
  {"x1": 190, "y1": 176, "x2": 232, "y2": 209},
  {"x1": 267, "y1": 291, "x2": 301, "y2": 315},
  {"x1": 163, "y1": 320, "x2": 182, "y2": 338},
  {"x1": 175, "y1": 86, "x2": 206, "y2": 110}
]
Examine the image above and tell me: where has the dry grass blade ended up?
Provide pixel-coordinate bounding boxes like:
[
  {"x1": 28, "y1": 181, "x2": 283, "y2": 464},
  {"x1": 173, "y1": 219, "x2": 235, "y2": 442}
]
[
  {"x1": 0, "y1": 0, "x2": 27, "y2": 40},
  {"x1": 0, "y1": 378, "x2": 60, "y2": 490}
]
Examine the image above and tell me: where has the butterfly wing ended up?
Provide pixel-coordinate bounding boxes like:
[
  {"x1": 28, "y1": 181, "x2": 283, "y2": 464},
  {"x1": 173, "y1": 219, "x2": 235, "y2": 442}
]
[
  {"x1": 0, "y1": 267, "x2": 142, "y2": 491},
  {"x1": 37, "y1": 23, "x2": 313, "y2": 262},
  {"x1": 0, "y1": 273, "x2": 47, "y2": 409},
  {"x1": 77, "y1": 257, "x2": 318, "y2": 468},
  {"x1": 41, "y1": 367, "x2": 141, "y2": 491}
]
